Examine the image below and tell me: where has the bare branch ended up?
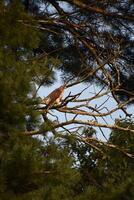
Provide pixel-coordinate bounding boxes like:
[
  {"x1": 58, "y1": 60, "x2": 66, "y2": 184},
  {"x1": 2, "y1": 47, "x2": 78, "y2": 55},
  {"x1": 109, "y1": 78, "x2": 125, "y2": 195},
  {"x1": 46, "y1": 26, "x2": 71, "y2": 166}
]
[
  {"x1": 81, "y1": 137, "x2": 134, "y2": 158},
  {"x1": 23, "y1": 118, "x2": 134, "y2": 136}
]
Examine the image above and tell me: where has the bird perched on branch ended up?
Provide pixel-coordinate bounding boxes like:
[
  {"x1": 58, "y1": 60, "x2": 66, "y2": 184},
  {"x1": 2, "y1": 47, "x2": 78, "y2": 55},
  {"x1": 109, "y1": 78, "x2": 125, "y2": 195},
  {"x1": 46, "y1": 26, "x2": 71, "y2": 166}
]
[{"x1": 42, "y1": 84, "x2": 66, "y2": 111}]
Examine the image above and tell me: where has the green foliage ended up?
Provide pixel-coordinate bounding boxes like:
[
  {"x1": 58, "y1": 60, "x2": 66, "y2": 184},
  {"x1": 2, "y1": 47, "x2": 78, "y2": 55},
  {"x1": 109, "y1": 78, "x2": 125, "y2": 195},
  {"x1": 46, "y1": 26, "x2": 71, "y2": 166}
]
[
  {"x1": 55, "y1": 124, "x2": 134, "y2": 200},
  {"x1": 41, "y1": 137, "x2": 80, "y2": 200},
  {"x1": 0, "y1": 133, "x2": 44, "y2": 199},
  {"x1": 0, "y1": 0, "x2": 39, "y2": 133},
  {"x1": 0, "y1": 133, "x2": 80, "y2": 200},
  {"x1": 0, "y1": 1, "x2": 134, "y2": 199},
  {"x1": 75, "y1": 122, "x2": 134, "y2": 200},
  {"x1": 0, "y1": 0, "x2": 57, "y2": 133}
]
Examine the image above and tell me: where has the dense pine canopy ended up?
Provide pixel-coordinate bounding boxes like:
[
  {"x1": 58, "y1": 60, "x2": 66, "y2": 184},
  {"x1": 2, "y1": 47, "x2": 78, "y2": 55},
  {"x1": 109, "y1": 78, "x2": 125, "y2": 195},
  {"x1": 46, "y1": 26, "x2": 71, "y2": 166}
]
[{"x1": 0, "y1": 0, "x2": 134, "y2": 199}]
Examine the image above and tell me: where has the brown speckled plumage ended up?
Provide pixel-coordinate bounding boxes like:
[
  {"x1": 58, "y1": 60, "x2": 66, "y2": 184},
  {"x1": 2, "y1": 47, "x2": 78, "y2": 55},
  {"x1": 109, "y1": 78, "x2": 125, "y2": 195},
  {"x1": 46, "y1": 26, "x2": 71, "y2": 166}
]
[{"x1": 42, "y1": 85, "x2": 65, "y2": 109}]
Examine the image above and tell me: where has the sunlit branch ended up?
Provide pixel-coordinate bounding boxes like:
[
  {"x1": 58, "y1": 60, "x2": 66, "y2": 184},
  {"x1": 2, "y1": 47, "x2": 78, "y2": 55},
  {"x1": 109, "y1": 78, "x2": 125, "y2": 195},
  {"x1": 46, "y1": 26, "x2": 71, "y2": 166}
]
[
  {"x1": 23, "y1": 118, "x2": 134, "y2": 137},
  {"x1": 80, "y1": 136, "x2": 134, "y2": 158}
]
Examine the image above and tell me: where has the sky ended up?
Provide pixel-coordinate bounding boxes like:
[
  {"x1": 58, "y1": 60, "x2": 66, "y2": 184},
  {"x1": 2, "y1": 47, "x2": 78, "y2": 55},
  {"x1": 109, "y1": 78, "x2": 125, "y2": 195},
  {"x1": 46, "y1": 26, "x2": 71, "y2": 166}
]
[
  {"x1": 38, "y1": 70, "x2": 134, "y2": 141},
  {"x1": 34, "y1": 1, "x2": 134, "y2": 142}
]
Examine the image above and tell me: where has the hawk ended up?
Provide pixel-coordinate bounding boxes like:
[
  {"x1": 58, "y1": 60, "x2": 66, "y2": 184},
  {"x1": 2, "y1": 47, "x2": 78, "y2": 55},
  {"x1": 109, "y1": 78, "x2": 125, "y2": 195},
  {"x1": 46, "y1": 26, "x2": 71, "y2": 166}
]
[{"x1": 42, "y1": 85, "x2": 66, "y2": 110}]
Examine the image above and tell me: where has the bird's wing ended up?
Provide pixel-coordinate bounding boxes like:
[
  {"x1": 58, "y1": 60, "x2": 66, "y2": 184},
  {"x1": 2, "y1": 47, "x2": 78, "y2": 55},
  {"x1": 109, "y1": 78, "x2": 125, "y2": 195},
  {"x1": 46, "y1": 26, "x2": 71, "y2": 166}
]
[
  {"x1": 47, "y1": 87, "x2": 62, "y2": 99},
  {"x1": 42, "y1": 85, "x2": 65, "y2": 107}
]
